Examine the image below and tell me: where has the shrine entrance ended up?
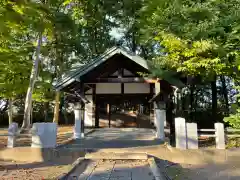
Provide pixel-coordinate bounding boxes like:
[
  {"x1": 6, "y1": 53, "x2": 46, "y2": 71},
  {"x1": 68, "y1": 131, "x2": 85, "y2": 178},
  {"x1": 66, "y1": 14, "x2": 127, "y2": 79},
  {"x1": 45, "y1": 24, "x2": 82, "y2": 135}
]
[
  {"x1": 96, "y1": 94, "x2": 153, "y2": 128},
  {"x1": 55, "y1": 46, "x2": 184, "y2": 141}
]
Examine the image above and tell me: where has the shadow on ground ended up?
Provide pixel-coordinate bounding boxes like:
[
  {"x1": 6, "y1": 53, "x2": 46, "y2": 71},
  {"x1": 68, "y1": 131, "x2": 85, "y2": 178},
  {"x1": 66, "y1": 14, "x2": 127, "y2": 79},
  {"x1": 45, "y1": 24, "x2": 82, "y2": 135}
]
[
  {"x1": 155, "y1": 154, "x2": 240, "y2": 180},
  {"x1": 59, "y1": 128, "x2": 163, "y2": 149}
]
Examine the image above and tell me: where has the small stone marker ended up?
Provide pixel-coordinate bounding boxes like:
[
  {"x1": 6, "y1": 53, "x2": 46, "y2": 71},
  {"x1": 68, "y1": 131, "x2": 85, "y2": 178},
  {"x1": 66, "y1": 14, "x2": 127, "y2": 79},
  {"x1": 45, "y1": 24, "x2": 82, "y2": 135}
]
[
  {"x1": 186, "y1": 123, "x2": 198, "y2": 149},
  {"x1": 7, "y1": 123, "x2": 18, "y2": 148},
  {"x1": 215, "y1": 123, "x2": 225, "y2": 149},
  {"x1": 175, "y1": 117, "x2": 187, "y2": 150}
]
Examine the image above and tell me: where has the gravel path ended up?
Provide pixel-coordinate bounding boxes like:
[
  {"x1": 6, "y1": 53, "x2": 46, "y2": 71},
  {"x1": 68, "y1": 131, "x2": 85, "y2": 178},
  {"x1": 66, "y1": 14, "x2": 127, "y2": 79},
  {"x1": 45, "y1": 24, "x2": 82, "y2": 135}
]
[{"x1": 68, "y1": 159, "x2": 155, "y2": 180}]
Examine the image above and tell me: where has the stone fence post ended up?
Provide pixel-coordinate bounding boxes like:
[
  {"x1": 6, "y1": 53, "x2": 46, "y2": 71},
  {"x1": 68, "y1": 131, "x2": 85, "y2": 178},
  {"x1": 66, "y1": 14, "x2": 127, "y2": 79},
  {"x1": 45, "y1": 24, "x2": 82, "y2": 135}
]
[
  {"x1": 7, "y1": 123, "x2": 18, "y2": 148},
  {"x1": 186, "y1": 123, "x2": 198, "y2": 149},
  {"x1": 215, "y1": 123, "x2": 225, "y2": 149},
  {"x1": 31, "y1": 123, "x2": 57, "y2": 148},
  {"x1": 175, "y1": 120, "x2": 226, "y2": 150},
  {"x1": 175, "y1": 117, "x2": 187, "y2": 149}
]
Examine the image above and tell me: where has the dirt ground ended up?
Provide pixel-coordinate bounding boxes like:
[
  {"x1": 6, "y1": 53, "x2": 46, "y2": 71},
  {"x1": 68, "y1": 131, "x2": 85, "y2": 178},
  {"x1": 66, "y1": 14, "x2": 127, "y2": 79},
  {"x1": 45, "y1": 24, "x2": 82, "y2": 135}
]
[
  {"x1": 156, "y1": 150, "x2": 240, "y2": 180},
  {"x1": 0, "y1": 160, "x2": 73, "y2": 180},
  {"x1": 0, "y1": 125, "x2": 84, "y2": 179},
  {"x1": 1, "y1": 126, "x2": 240, "y2": 180},
  {"x1": 0, "y1": 125, "x2": 74, "y2": 148},
  {"x1": 163, "y1": 162, "x2": 240, "y2": 180}
]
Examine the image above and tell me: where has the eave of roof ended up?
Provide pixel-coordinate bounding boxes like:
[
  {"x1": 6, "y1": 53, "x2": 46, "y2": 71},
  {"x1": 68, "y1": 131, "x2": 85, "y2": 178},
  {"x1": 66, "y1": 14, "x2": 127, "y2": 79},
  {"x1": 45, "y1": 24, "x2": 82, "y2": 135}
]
[{"x1": 54, "y1": 46, "x2": 150, "y2": 91}]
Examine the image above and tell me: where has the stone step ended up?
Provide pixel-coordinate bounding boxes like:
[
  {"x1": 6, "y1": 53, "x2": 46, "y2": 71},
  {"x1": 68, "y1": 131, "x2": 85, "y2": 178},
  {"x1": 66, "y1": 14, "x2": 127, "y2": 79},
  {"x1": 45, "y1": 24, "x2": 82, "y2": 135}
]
[{"x1": 85, "y1": 152, "x2": 148, "y2": 160}]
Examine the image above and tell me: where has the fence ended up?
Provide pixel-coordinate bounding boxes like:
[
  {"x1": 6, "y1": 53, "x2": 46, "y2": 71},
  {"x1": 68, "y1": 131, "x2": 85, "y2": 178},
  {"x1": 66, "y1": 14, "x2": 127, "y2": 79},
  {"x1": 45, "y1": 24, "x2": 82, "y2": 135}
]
[{"x1": 175, "y1": 118, "x2": 240, "y2": 149}]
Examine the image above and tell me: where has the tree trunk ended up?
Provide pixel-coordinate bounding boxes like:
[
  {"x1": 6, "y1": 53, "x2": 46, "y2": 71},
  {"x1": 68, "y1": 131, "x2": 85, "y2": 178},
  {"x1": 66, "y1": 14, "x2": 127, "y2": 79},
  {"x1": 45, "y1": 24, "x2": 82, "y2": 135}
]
[
  {"x1": 189, "y1": 84, "x2": 195, "y2": 122},
  {"x1": 211, "y1": 76, "x2": 217, "y2": 122},
  {"x1": 8, "y1": 98, "x2": 13, "y2": 125},
  {"x1": 44, "y1": 101, "x2": 49, "y2": 122},
  {"x1": 63, "y1": 94, "x2": 69, "y2": 124},
  {"x1": 53, "y1": 91, "x2": 60, "y2": 124},
  {"x1": 22, "y1": 33, "x2": 42, "y2": 129},
  {"x1": 220, "y1": 75, "x2": 229, "y2": 116}
]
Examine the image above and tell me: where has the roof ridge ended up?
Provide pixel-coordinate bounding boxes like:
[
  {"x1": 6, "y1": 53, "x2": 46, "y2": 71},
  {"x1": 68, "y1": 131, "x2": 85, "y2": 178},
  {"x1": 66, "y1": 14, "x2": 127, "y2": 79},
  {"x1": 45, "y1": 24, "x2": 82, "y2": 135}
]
[
  {"x1": 54, "y1": 47, "x2": 120, "y2": 89},
  {"x1": 54, "y1": 46, "x2": 150, "y2": 90}
]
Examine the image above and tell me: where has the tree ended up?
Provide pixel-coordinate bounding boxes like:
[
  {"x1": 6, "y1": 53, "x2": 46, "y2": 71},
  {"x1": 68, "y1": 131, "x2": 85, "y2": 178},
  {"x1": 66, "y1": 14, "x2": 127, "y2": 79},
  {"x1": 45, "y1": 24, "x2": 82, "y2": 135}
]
[
  {"x1": 137, "y1": 0, "x2": 240, "y2": 123},
  {"x1": 0, "y1": 1, "x2": 34, "y2": 125}
]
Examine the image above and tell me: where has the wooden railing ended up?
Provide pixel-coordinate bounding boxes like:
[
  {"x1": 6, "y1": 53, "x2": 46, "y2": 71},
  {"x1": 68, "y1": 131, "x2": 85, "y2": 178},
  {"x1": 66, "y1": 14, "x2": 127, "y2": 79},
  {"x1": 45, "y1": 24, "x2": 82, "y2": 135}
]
[{"x1": 225, "y1": 128, "x2": 240, "y2": 138}]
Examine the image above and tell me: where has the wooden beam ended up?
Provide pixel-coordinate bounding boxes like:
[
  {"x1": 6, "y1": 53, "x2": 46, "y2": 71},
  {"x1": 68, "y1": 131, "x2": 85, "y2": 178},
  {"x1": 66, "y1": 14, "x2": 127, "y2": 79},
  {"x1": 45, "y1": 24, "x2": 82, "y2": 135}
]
[
  {"x1": 74, "y1": 91, "x2": 90, "y2": 104},
  {"x1": 65, "y1": 92, "x2": 90, "y2": 104},
  {"x1": 86, "y1": 77, "x2": 160, "y2": 83}
]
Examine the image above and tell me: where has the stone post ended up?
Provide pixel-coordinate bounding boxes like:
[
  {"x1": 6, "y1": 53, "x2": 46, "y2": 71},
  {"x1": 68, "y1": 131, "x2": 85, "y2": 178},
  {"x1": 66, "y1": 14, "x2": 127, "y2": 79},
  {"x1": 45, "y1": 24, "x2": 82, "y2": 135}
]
[
  {"x1": 175, "y1": 117, "x2": 187, "y2": 150},
  {"x1": 44, "y1": 123, "x2": 57, "y2": 148},
  {"x1": 74, "y1": 102, "x2": 82, "y2": 139},
  {"x1": 84, "y1": 95, "x2": 93, "y2": 127},
  {"x1": 154, "y1": 102, "x2": 165, "y2": 140},
  {"x1": 7, "y1": 123, "x2": 18, "y2": 148},
  {"x1": 31, "y1": 123, "x2": 57, "y2": 148},
  {"x1": 186, "y1": 123, "x2": 198, "y2": 149},
  {"x1": 215, "y1": 123, "x2": 225, "y2": 149}
]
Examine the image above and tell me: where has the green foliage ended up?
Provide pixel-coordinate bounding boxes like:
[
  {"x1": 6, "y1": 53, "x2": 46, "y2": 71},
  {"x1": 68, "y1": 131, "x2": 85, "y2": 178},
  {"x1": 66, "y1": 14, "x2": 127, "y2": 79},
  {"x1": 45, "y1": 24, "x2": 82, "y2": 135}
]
[
  {"x1": 153, "y1": 32, "x2": 225, "y2": 77},
  {"x1": 224, "y1": 109, "x2": 240, "y2": 129},
  {"x1": 0, "y1": 0, "x2": 240, "y2": 128}
]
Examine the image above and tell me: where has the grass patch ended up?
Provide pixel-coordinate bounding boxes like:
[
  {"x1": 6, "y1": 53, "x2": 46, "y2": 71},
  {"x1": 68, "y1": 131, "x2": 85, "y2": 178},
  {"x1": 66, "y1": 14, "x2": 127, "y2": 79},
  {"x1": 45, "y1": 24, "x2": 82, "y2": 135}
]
[
  {"x1": 226, "y1": 137, "x2": 240, "y2": 149},
  {"x1": 166, "y1": 165, "x2": 192, "y2": 180}
]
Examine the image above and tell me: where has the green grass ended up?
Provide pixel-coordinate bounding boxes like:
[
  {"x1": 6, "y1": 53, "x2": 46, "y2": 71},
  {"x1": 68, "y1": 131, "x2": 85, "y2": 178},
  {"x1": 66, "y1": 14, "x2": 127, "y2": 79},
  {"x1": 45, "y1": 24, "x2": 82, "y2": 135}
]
[{"x1": 166, "y1": 165, "x2": 192, "y2": 180}]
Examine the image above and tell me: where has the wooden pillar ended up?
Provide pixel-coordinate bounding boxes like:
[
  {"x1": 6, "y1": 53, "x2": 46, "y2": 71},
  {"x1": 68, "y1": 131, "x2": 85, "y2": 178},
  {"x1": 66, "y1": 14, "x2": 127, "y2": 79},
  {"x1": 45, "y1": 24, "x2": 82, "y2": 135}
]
[
  {"x1": 92, "y1": 84, "x2": 96, "y2": 127},
  {"x1": 81, "y1": 101, "x2": 85, "y2": 137},
  {"x1": 107, "y1": 103, "x2": 111, "y2": 128},
  {"x1": 154, "y1": 82, "x2": 161, "y2": 125},
  {"x1": 95, "y1": 98, "x2": 99, "y2": 128},
  {"x1": 149, "y1": 83, "x2": 155, "y2": 124}
]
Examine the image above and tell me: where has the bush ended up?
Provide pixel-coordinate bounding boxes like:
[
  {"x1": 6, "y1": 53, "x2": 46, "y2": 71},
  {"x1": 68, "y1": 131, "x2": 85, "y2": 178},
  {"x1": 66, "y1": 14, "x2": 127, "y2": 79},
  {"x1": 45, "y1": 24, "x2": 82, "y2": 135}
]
[
  {"x1": 226, "y1": 137, "x2": 240, "y2": 148},
  {"x1": 224, "y1": 109, "x2": 240, "y2": 129}
]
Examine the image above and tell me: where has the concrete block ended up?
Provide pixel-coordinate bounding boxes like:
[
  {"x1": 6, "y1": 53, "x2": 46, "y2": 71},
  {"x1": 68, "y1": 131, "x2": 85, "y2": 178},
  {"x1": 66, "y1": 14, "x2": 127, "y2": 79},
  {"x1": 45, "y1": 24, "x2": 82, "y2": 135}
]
[
  {"x1": 175, "y1": 117, "x2": 187, "y2": 150},
  {"x1": 31, "y1": 123, "x2": 57, "y2": 148},
  {"x1": 215, "y1": 123, "x2": 225, "y2": 149},
  {"x1": 7, "y1": 123, "x2": 18, "y2": 148},
  {"x1": 186, "y1": 123, "x2": 198, "y2": 149}
]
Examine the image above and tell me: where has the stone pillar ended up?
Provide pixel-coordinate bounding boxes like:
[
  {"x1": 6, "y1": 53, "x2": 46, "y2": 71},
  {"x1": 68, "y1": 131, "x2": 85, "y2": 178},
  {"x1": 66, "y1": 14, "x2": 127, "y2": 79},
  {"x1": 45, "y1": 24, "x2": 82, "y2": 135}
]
[
  {"x1": 74, "y1": 102, "x2": 82, "y2": 139},
  {"x1": 81, "y1": 104, "x2": 85, "y2": 138},
  {"x1": 84, "y1": 95, "x2": 93, "y2": 127},
  {"x1": 186, "y1": 123, "x2": 198, "y2": 149},
  {"x1": 8, "y1": 123, "x2": 18, "y2": 148},
  {"x1": 215, "y1": 123, "x2": 225, "y2": 149},
  {"x1": 31, "y1": 123, "x2": 57, "y2": 148},
  {"x1": 175, "y1": 117, "x2": 187, "y2": 150},
  {"x1": 154, "y1": 102, "x2": 165, "y2": 140}
]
